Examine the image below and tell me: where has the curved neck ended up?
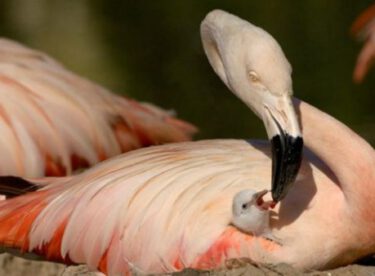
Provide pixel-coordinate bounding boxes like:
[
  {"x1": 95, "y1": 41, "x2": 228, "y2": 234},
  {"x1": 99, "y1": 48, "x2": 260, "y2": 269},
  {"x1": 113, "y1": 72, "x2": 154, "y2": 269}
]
[{"x1": 294, "y1": 98, "x2": 375, "y2": 202}]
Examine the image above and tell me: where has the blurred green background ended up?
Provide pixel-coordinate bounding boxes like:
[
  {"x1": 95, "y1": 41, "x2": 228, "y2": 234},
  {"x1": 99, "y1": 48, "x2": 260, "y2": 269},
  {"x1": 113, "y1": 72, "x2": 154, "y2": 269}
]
[{"x1": 1, "y1": 1, "x2": 375, "y2": 144}]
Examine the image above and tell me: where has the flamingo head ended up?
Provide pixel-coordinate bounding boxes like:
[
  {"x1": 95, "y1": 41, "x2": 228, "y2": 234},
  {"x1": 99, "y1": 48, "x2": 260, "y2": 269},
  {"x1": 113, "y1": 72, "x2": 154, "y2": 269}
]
[
  {"x1": 200, "y1": 10, "x2": 303, "y2": 203},
  {"x1": 232, "y1": 189, "x2": 271, "y2": 235}
]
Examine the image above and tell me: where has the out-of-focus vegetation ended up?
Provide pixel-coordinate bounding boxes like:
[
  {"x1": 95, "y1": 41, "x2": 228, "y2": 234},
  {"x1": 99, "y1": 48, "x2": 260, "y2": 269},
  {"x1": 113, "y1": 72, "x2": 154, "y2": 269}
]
[{"x1": 1, "y1": 0, "x2": 375, "y2": 144}]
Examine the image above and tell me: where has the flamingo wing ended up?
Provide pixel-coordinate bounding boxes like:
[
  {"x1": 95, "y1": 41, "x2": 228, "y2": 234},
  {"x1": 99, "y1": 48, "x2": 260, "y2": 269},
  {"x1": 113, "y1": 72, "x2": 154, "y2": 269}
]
[
  {"x1": 0, "y1": 140, "x2": 279, "y2": 275},
  {"x1": 0, "y1": 38, "x2": 197, "y2": 177},
  {"x1": 350, "y1": 4, "x2": 375, "y2": 40}
]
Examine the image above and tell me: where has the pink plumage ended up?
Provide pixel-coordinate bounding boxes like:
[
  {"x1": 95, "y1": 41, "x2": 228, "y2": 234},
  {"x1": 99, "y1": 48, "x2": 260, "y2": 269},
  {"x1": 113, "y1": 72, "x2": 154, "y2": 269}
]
[
  {"x1": 1, "y1": 9, "x2": 375, "y2": 276},
  {"x1": 0, "y1": 95, "x2": 374, "y2": 274},
  {"x1": 0, "y1": 38, "x2": 197, "y2": 177}
]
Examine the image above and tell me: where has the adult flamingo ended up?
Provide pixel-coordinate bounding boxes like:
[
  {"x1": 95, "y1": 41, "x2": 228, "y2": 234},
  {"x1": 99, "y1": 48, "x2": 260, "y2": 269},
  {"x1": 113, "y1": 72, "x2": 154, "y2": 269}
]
[
  {"x1": 0, "y1": 38, "x2": 196, "y2": 177},
  {"x1": 0, "y1": 9, "x2": 373, "y2": 275},
  {"x1": 351, "y1": 3, "x2": 375, "y2": 82}
]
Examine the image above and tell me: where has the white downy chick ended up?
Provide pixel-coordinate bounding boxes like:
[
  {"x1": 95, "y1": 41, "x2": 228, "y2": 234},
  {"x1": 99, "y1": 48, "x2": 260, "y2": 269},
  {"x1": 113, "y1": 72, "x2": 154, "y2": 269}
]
[{"x1": 232, "y1": 189, "x2": 271, "y2": 236}]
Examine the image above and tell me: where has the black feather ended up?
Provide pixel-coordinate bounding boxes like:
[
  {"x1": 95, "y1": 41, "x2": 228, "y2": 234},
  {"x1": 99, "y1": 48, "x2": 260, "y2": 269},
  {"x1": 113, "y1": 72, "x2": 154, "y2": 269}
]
[{"x1": 0, "y1": 176, "x2": 38, "y2": 198}]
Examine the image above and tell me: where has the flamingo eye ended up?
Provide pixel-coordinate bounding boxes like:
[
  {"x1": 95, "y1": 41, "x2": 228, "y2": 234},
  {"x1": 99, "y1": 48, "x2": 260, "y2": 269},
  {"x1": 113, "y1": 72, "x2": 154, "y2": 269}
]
[
  {"x1": 248, "y1": 71, "x2": 259, "y2": 82},
  {"x1": 242, "y1": 203, "x2": 248, "y2": 209}
]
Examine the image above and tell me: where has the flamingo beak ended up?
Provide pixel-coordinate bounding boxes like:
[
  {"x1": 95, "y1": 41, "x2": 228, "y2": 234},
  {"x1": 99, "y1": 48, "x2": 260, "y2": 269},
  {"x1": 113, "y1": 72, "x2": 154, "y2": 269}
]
[
  {"x1": 270, "y1": 125, "x2": 303, "y2": 202},
  {"x1": 262, "y1": 96, "x2": 303, "y2": 203},
  {"x1": 254, "y1": 189, "x2": 268, "y2": 198},
  {"x1": 254, "y1": 189, "x2": 274, "y2": 211}
]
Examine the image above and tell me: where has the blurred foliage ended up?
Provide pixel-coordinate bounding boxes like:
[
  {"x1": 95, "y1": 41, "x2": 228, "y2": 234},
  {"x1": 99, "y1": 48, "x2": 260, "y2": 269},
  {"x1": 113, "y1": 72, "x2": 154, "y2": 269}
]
[{"x1": 0, "y1": 0, "x2": 375, "y2": 144}]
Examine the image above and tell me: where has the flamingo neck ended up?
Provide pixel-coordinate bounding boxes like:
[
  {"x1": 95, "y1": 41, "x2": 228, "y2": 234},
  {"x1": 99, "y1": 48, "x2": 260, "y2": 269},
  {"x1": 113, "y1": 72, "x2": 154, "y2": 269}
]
[{"x1": 294, "y1": 98, "x2": 375, "y2": 205}]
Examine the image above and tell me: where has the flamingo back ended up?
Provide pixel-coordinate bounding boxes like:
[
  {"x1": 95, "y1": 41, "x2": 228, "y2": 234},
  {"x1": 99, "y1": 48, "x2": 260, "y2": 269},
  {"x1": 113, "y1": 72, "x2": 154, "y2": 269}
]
[
  {"x1": 0, "y1": 140, "x2": 279, "y2": 275},
  {"x1": 0, "y1": 38, "x2": 197, "y2": 177}
]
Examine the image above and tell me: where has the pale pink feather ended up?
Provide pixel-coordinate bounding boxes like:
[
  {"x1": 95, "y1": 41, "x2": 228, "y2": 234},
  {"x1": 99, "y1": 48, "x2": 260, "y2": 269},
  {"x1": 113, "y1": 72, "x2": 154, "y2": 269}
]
[
  {"x1": 0, "y1": 38, "x2": 197, "y2": 177},
  {"x1": 0, "y1": 98, "x2": 374, "y2": 274}
]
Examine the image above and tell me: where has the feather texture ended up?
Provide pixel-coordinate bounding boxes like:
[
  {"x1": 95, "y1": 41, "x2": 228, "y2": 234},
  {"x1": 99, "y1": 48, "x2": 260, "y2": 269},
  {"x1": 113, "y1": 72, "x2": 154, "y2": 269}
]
[
  {"x1": 0, "y1": 140, "x2": 280, "y2": 274},
  {"x1": 0, "y1": 38, "x2": 197, "y2": 177},
  {"x1": 0, "y1": 97, "x2": 373, "y2": 274},
  {"x1": 1, "y1": 9, "x2": 374, "y2": 275}
]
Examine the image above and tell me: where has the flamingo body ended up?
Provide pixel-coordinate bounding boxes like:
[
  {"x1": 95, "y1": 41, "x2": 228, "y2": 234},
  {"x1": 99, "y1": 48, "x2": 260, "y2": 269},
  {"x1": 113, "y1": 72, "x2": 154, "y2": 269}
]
[
  {"x1": 0, "y1": 38, "x2": 196, "y2": 177},
  {"x1": 350, "y1": 3, "x2": 375, "y2": 82},
  {"x1": 0, "y1": 9, "x2": 375, "y2": 276},
  {"x1": 0, "y1": 111, "x2": 373, "y2": 275},
  {"x1": 0, "y1": 139, "x2": 297, "y2": 274}
]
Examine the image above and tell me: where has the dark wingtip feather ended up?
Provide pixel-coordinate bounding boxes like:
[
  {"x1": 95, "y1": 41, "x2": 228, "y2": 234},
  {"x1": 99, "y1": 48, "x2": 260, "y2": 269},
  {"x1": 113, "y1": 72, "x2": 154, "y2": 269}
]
[{"x1": 0, "y1": 176, "x2": 38, "y2": 198}]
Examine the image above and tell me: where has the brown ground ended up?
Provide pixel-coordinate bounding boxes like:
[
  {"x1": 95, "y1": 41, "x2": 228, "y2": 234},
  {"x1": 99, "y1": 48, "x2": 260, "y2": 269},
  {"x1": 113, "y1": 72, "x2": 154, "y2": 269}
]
[{"x1": 1, "y1": 254, "x2": 375, "y2": 276}]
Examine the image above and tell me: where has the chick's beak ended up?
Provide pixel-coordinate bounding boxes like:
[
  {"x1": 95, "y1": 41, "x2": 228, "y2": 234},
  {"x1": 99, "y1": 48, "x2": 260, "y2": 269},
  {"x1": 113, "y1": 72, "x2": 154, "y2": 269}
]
[{"x1": 253, "y1": 189, "x2": 273, "y2": 211}]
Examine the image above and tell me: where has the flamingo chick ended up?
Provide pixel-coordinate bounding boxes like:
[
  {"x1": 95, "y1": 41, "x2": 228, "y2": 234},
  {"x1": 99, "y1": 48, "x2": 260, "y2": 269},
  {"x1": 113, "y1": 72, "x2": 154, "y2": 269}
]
[
  {"x1": 0, "y1": 38, "x2": 197, "y2": 177},
  {"x1": 0, "y1": 9, "x2": 374, "y2": 276},
  {"x1": 232, "y1": 189, "x2": 272, "y2": 236}
]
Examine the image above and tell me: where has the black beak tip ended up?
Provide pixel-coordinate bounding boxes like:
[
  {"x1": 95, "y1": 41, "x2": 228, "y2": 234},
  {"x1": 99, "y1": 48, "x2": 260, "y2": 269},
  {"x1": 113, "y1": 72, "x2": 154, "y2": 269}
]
[
  {"x1": 271, "y1": 188, "x2": 288, "y2": 203},
  {"x1": 271, "y1": 134, "x2": 303, "y2": 202},
  {"x1": 271, "y1": 190, "x2": 282, "y2": 203}
]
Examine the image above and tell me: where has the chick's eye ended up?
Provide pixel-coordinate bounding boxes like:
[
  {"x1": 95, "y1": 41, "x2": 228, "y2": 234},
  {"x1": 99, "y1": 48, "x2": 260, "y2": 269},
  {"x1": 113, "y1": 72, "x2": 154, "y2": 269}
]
[
  {"x1": 248, "y1": 71, "x2": 259, "y2": 82},
  {"x1": 242, "y1": 203, "x2": 248, "y2": 209}
]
